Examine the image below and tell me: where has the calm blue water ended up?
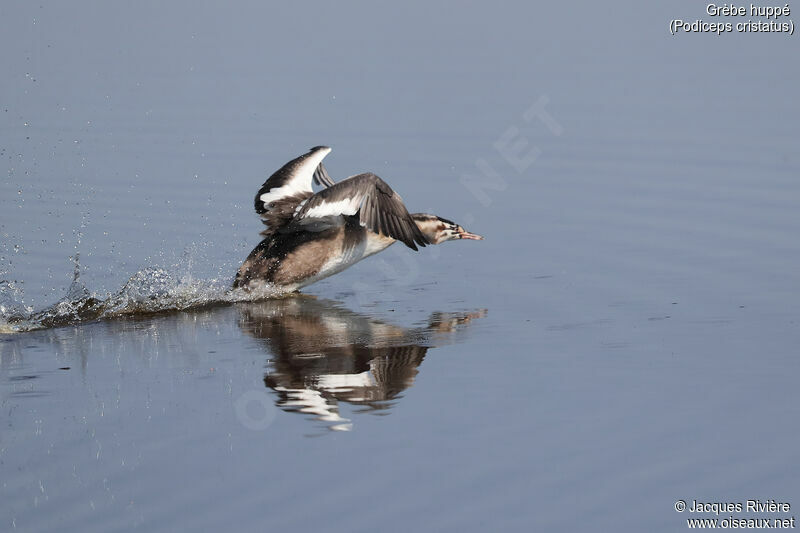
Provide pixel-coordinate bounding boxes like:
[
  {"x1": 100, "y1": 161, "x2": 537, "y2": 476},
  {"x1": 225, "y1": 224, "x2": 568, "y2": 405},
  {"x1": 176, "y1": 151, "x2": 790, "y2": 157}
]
[{"x1": 2, "y1": 2, "x2": 799, "y2": 531}]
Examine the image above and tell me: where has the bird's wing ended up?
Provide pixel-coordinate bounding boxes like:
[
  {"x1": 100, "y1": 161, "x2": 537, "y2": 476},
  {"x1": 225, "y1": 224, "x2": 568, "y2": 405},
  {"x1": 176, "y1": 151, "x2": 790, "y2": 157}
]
[
  {"x1": 312, "y1": 161, "x2": 336, "y2": 188},
  {"x1": 254, "y1": 146, "x2": 335, "y2": 235},
  {"x1": 289, "y1": 173, "x2": 429, "y2": 250}
]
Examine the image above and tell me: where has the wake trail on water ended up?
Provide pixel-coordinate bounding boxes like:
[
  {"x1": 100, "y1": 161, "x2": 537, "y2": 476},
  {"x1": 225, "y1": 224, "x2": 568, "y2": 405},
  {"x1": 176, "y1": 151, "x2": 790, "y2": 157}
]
[{"x1": 0, "y1": 257, "x2": 286, "y2": 333}]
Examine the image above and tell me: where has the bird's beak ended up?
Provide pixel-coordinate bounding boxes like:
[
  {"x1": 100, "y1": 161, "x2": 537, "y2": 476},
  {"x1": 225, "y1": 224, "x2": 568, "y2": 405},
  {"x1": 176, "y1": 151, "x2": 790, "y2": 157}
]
[{"x1": 456, "y1": 226, "x2": 484, "y2": 240}]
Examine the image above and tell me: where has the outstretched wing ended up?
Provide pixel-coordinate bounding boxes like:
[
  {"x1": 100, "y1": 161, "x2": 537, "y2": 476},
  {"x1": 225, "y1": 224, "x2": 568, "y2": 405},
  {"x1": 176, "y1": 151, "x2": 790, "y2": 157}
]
[
  {"x1": 289, "y1": 173, "x2": 429, "y2": 251},
  {"x1": 254, "y1": 146, "x2": 335, "y2": 235}
]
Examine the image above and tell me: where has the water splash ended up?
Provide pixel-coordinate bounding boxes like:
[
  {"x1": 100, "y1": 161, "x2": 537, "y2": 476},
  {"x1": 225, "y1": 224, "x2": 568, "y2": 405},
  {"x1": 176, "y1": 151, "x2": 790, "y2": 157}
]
[
  {"x1": 0, "y1": 258, "x2": 286, "y2": 333},
  {"x1": 0, "y1": 279, "x2": 33, "y2": 327}
]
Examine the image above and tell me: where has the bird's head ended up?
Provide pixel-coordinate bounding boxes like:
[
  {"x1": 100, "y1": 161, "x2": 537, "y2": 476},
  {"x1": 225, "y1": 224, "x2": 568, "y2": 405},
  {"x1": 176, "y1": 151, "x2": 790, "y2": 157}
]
[{"x1": 411, "y1": 214, "x2": 483, "y2": 245}]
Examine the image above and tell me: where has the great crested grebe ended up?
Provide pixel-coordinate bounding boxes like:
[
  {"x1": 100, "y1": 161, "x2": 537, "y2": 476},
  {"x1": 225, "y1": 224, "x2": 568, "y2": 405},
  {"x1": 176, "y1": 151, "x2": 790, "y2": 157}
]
[{"x1": 233, "y1": 146, "x2": 482, "y2": 291}]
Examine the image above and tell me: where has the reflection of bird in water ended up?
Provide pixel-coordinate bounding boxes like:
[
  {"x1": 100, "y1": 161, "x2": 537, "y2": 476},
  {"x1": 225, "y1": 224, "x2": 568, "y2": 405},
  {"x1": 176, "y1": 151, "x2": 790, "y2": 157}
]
[
  {"x1": 233, "y1": 146, "x2": 482, "y2": 291},
  {"x1": 237, "y1": 296, "x2": 486, "y2": 431}
]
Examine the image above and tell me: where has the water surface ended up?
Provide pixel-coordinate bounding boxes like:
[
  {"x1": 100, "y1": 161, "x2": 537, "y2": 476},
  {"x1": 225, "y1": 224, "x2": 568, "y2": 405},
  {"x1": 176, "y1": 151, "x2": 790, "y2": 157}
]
[{"x1": 2, "y1": 1, "x2": 799, "y2": 531}]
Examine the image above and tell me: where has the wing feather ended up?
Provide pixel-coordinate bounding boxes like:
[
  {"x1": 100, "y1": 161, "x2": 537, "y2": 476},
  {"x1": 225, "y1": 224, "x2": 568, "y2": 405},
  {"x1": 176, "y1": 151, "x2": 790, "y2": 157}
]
[
  {"x1": 254, "y1": 146, "x2": 334, "y2": 235},
  {"x1": 312, "y1": 162, "x2": 335, "y2": 188},
  {"x1": 291, "y1": 173, "x2": 429, "y2": 250}
]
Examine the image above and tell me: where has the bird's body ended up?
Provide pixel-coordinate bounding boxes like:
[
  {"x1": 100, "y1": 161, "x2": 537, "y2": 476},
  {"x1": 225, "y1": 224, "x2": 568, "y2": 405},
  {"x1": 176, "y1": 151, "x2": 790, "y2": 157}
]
[
  {"x1": 236, "y1": 217, "x2": 395, "y2": 291},
  {"x1": 234, "y1": 146, "x2": 482, "y2": 291}
]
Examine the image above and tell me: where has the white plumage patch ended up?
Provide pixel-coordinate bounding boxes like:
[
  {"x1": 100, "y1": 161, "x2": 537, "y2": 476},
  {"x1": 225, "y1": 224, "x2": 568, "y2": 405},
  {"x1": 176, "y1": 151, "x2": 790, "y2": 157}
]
[
  {"x1": 300, "y1": 197, "x2": 361, "y2": 219},
  {"x1": 259, "y1": 183, "x2": 305, "y2": 207},
  {"x1": 293, "y1": 198, "x2": 309, "y2": 215},
  {"x1": 258, "y1": 147, "x2": 331, "y2": 208}
]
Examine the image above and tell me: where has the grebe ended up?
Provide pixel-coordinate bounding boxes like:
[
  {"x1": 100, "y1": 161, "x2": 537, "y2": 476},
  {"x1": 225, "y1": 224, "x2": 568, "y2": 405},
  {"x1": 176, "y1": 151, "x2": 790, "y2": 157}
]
[{"x1": 233, "y1": 146, "x2": 482, "y2": 291}]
